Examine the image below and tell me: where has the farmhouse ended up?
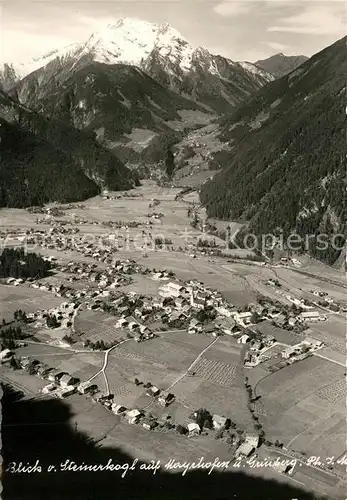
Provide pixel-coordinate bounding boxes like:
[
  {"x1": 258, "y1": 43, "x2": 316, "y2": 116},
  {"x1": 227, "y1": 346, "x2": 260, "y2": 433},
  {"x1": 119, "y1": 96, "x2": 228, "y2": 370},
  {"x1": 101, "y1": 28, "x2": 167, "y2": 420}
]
[
  {"x1": 36, "y1": 364, "x2": 52, "y2": 378},
  {"x1": 111, "y1": 404, "x2": 127, "y2": 415},
  {"x1": 282, "y1": 346, "x2": 298, "y2": 359},
  {"x1": 117, "y1": 318, "x2": 129, "y2": 328},
  {"x1": 60, "y1": 374, "x2": 78, "y2": 388},
  {"x1": 142, "y1": 418, "x2": 157, "y2": 430},
  {"x1": 0, "y1": 349, "x2": 13, "y2": 363},
  {"x1": 175, "y1": 297, "x2": 188, "y2": 309},
  {"x1": 300, "y1": 311, "x2": 324, "y2": 322},
  {"x1": 56, "y1": 386, "x2": 76, "y2": 399},
  {"x1": 169, "y1": 311, "x2": 187, "y2": 323},
  {"x1": 235, "y1": 442, "x2": 255, "y2": 458},
  {"x1": 46, "y1": 369, "x2": 61, "y2": 382},
  {"x1": 77, "y1": 382, "x2": 98, "y2": 395},
  {"x1": 41, "y1": 383, "x2": 56, "y2": 394},
  {"x1": 54, "y1": 372, "x2": 68, "y2": 383},
  {"x1": 158, "y1": 393, "x2": 175, "y2": 407},
  {"x1": 235, "y1": 311, "x2": 252, "y2": 325},
  {"x1": 245, "y1": 434, "x2": 259, "y2": 448},
  {"x1": 214, "y1": 317, "x2": 237, "y2": 335},
  {"x1": 237, "y1": 334, "x2": 250, "y2": 344},
  {"x1": 215, "y1": 306, "x2": 232, "y2": 317},
  {"x1": 189, "y1": 318, "x2": 203, "y2": 333},
  {"x1": 146, "y1": 386, "x2": 160, "y2": 397},
  {"x1": 187, "y1": 422, "x2": 200, "y2": 436},
  {"x1": 160, "y1": 282, "x2": 186, "y2": 298},
  {"x1": 213, "y1": 414, "x2": 227, "y2": 430},
  {"x1": 125, "y1": 409, "x2": 142, "y2": 424}
]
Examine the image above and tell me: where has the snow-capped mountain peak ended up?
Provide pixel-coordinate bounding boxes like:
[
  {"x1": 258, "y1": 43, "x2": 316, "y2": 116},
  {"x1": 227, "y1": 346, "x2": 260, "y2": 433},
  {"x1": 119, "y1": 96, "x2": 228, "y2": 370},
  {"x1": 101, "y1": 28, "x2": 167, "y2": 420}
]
[
  {"x1": 1, "y1": 17, "x2": 272, "y2": 83},
  {"x1": 1, "y1": 17, "x2": 273, "y2": 111}
]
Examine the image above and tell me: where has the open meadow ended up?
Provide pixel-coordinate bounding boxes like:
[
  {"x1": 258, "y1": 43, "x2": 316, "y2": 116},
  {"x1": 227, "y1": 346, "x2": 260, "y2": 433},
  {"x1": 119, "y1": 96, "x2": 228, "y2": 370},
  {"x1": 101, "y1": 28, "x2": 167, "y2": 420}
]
[
  {"x1": 0, "y1": 284, "x2": 64, "y2": 322},
  {"x1": 254, "y1": 356, "x2": 346, "y2": 459}
]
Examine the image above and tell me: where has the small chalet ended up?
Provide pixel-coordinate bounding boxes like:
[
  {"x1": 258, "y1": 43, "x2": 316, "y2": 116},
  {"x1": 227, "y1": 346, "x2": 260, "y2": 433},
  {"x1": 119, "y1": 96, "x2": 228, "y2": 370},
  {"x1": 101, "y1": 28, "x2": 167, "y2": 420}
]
[
  {"x1": 237, "y1": 334, "x2": 250, "y2": 344},
  {"x1": 187, "y1": 422, "x2": 200, "y2": 436},
  {"x1": 213, "y1": 414, "x2": 227, "y2": 430},
  {"x1": 142, "y1": 418, "x2": 157, "y2": 430},
  {"x1": 146, "y1": 386, "x2": 160, "y2": 397},
  {"x1": 56, "y1": 386, "x2": 76, "y2": 399},
  {"x1": 36, "y1": 364, "x2": 52, "y2": 378},
  {"x1": 125, "y1": 409, "x2": 142, "y2": 424},
  {"x1": 77, "y1": 382, "x2": 98, "y2": 395},
  {"x1": 158, "y1": 393, "x2": 175, "y2": 407},
  {"x1": 41, "y1": 383, "x2": 56, "y2": 394},
  {"x1": 245, "y1": 434, "x2": 260, "y2": 448},
  {"x1": 0, "y1": 349, "x2": 13, "y2": 363},
  {"x1": 175, "y1": 297, "x2": 188, "y2": 309},
  {"x1": 60, "y1": 374, "x2": 78, "y2": 388},
  {"x1": 111, "y1": 404, "x2": 127, "y2": 415},
  {"x1": 235, "y1": 442, "x2": 254, "y2": 458}
]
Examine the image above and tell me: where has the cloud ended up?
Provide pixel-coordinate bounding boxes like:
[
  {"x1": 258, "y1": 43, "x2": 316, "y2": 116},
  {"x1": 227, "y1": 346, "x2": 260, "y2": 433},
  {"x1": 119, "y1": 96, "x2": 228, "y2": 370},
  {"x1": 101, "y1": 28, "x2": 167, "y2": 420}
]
[
  {"x1": 268, "y1": 3, "x2": 346, "y2": 36},
  {"x1": 264, "y1": 41, "x2": 289, "y2": 52},
  {"x1": 213, "y1": 1, "x2": 252, "y2": 17}
]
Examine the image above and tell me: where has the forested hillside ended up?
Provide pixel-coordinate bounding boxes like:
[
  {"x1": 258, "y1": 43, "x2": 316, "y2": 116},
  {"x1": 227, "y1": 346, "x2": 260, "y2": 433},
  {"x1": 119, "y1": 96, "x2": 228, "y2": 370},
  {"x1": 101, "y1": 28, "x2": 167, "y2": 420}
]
[
  {"x1": 200, "y1": 37, "x2": 346, "y2": 264},
  {"x1": 0, "y1": 90, "x2": 139, "y2": 207}
]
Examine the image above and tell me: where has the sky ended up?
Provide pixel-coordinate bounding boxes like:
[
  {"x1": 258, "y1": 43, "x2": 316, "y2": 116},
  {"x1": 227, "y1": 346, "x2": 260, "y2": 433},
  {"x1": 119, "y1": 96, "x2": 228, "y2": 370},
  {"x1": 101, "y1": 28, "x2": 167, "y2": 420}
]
[{"x1": 0, "y1": 0, "x2": 346, "y2": 64}]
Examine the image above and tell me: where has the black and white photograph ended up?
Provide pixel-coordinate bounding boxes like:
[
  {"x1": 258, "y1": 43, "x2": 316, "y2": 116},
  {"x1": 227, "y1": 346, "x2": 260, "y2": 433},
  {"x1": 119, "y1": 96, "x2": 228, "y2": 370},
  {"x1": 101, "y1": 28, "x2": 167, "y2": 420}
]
[{"x1": 0, "y1": 0, "x2": 346, "y2": 499}]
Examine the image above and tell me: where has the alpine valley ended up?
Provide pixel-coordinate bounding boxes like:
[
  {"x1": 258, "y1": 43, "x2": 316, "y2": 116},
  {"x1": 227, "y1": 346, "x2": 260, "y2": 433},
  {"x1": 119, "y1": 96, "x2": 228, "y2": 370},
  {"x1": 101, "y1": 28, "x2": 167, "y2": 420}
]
[{"x1": 0, "y1": 18, "x2": 344, "y2": 263}]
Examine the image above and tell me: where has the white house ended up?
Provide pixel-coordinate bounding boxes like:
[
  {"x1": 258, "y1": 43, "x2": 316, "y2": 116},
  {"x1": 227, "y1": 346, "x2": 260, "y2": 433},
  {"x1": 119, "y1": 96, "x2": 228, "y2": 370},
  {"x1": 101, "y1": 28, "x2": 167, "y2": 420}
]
[
  {"x1": 60, "y1": 374, "x2": 75, "y2": 388},
  {"x1": 42, "y1": 383, "x2": 56, "y2": 394},
  {"x1": 300, "y1": 311, "x2": 323, "y2": 322},
  {"x1": 56, "y1": 385, "x2": 76, "y2": 398},
  {"x1": 125, "y1": 409, "x2": 142, "y2": 424},
  {"x1": 187, "y1": 422, "x2": 200, "y2": 436},
  {"x1": 159, "y1": 282, "x2": 185, "y2": 298},
  {"x1": 245, "y1": 434, "x2": 259, "y2": 448},
  {"x1": 112, "y1": 404, "x2": 127, "y2": 415},
  {"x1": 237, "y1": 334, "x2": 250, "y2": 344},
  {"x1": 213, "y1": 414, "x2": 227, "y2": 430},
  {"x1": 215, "y1": 306, "x2": 232, "y2": 317},
  {"x1": 235, "y1": 442, "x2": 254, "y2": 457},
  {"x1": 0, "y1": 349, "x2": 13, "y2": 362},
  {"x1": 236, "y1": 311, "x2": 252, "y2": 325}
]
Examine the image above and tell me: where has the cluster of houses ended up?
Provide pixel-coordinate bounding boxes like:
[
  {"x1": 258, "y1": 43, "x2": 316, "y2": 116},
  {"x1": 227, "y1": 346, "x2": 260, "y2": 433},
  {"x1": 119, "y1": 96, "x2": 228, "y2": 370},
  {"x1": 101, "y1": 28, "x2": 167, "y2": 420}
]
[
  {"x1": 281, "y1": 338, "x2": 323, "y2": 360},
  {"x1": 16, "y1": 356, "x2": 80, "y2": 398},
  {"x1": 6, "y1": 277, "x2": 25, "y2": 287},
  {"x1": 244, "y1": 336, "x2": 324, "y2": 368}
]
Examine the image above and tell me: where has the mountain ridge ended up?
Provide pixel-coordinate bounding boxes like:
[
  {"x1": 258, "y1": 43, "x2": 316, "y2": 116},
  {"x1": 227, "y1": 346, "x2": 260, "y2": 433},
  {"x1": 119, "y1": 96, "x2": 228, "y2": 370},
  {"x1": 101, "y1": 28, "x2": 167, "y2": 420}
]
[
  {"x1": 255, "y1": 53, "x2": 309, "y2": 78},
  {"x1": 200, "y1": 36, "x2": 346, "y2": 264},
  {"x1": 0, "y1": 89, "x2": 139, "y2": 207}
]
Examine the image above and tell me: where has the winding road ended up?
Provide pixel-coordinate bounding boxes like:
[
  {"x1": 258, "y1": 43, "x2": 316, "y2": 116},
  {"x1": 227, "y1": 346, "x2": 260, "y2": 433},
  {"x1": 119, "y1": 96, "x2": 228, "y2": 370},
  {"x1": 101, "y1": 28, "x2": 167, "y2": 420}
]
[{"x1": 85, "y1": 338, "x2": 130, "y2": 395}]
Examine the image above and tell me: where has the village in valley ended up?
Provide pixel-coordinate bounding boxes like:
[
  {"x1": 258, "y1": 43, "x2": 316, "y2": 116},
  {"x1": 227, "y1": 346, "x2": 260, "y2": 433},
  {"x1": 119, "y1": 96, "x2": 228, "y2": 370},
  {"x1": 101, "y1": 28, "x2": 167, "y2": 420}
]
[{"x1": 0, "y1": 182, "x2": 346, "y2": 499}]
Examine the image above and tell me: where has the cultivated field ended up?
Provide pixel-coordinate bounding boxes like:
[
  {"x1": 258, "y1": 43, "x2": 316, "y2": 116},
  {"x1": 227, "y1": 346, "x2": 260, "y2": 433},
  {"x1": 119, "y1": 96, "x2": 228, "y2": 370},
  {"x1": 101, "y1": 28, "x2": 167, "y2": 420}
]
[
  {"x1": 255, "y1": 356, "x2": 346, "y2": 458},
  {"x1": 305, "y1": 316, "x2": 346, "y2": 354},
  {"x1": 75, "y1": 310, "x2": 127, "y2": 344},
  {"x1": 0, "y1": 284, "x2": 64, "y2": 322}
]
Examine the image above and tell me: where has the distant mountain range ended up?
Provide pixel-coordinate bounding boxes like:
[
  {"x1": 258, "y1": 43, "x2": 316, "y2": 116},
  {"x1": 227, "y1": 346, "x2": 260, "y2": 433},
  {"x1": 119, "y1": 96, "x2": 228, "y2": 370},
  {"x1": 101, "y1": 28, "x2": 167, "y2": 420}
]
[
  {"x1": 255, "y1": 53, "x2": 309, "y2": 78},
  {"x1": 0, "y1": 18, "x2": 275, "y2": 184},
  {"x1": 200, "y1": 37, "x2": 346, "y2": 264},
  {"x1": 1, "y1": 18, "x2": 272, "y2": 113}
]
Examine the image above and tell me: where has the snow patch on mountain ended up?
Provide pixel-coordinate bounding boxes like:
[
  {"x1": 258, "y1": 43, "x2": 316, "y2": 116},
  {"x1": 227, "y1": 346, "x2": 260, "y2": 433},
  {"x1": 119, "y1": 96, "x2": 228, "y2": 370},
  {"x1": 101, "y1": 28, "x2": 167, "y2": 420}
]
[{"x1": 238, "y1": 61, "x2": 274, "y2": 81}]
